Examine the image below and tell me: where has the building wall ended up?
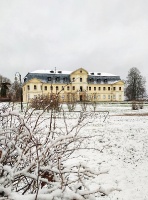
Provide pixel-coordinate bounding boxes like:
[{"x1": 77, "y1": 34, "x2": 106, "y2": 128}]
[{"x1": 23, "y1": 68, "x2": 124, "y2": 102}]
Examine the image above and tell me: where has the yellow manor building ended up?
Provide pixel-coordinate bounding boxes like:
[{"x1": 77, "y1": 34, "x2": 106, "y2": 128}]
[{"x1": 22, "y1": 68, "x2": 124, "y2": 102}]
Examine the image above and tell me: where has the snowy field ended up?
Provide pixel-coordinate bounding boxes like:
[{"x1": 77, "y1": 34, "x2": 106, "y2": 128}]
[
  {"x1": 58, "y1": 103, "x2": 148, "y2": 200},
  {"x1": 1, "y1": 102, "x2": 148, "y2": 200},
  {"x1": 85, "y1": 104, "x2": 148, "y2": 200}
]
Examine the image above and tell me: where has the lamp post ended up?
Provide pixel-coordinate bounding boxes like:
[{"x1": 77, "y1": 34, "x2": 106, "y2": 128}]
[{"x1": 15, "y1": 72, "x2": 23, "y2": 112}]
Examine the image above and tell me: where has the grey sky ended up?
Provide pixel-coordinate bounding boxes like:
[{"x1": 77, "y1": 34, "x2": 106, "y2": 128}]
[{"x1": 0, "y1": 0, "x2": 148, "y2": 90}]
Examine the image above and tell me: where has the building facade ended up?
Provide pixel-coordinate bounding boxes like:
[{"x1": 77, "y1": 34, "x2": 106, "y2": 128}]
[{"x1": 22, "y1": 68, "x2": 124, "y2": 102}]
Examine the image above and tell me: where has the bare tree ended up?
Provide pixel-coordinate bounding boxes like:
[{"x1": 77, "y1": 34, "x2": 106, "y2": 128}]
[
  {"x1": 0, "y1": 75, "x2": 11, "y2": 98},
  {"x1": 8, "y1": 81, "x2": 21, "y2": 101},
  {"x1": 0, "y1": 75, "x2": 11, "y2": 85},
  {"x1": 125, "y1": 67, "x2": 146, "y2": 101}
]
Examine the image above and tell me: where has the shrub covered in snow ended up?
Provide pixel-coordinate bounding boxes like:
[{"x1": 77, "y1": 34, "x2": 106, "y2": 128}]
[{"x1": 0, "y1": 103, "x2": 120, "y2": 200}]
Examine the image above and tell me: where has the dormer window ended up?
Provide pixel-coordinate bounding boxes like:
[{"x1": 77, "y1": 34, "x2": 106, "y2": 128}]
[
  {"x1": 97, "y1": 79, "x2": 101, "y2": 83},
  {"x1": 104, "y1": 79, "x2": 108, "y2": 83},
  {"x1": 48, "y1": 77, "x2": 52, "y2": 81},
  {"x1": 90, "y1": 78, "x2": 94, "y2": 82},
  {"x1": 80, "y1": 70, "x2": 82, "y2": 73},
  {"x1": 91, "y1": 72, "x2": 94, "y2": 75},
  {"x1": 58, "y1": 71, "x2": 62, "y2": 73},
  {"x1": 97, "y1": 73, "x2": 101, "y2": 75},
  {"x1": 50, "y1": 70, "x2": 54, "y2": 73},
  {"x1": 63, "y1": 77, "x2": 67, "y2": 82},
  {"x1": 55, "y1": 77, "x2": 60, "y2": 82}
]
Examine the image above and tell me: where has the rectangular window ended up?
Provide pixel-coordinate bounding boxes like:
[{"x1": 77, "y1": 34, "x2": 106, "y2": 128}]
[
  {"x1": 113, "y1": 95, "x2": 116, "y2": 99},
  {"x1": 50, "y1": 86, "x2": 53, "y2": 90},
  {"x1": 103, "y1": 87, "x2": 106, "y2": 91},
  {"x1": 34, "y1": 85, "x2": 37, "y2": 90},
  {"x1": 98, "y1": 87, "x2": 101, "y2": 91},
  {"x1": 108, "y1": 95, "x2": 110, "y2": 99},
  {"x1": 67, "y1": 86, "x2": 69, "y2": 90},
  {"x1": 27, "y1": 85, "x2": 30, "y2": 90},
  {"x1": 98, "y1": 95, "x2": 100, "y2": 99},
  {"x1": 113, "y1": 87, "x2": 116, "y2": 91},
  {"x1": 119, "y1": 87, "x2": 121, "y2": 91},
  {"x1": 103, "y1": 95, "x2": 106, "y2": 99},
  {"x1": 56, "y1": 86, "x2": 59, "y2": 90},
  {"x1": 80, "y1": 78, "x2": 82, "y2": 82},
  {"x1": 62, "y1": 86, "x2": 64, "y2": 90},
  {"x1": 89, "y1": 87, "x2": 91, "y2": 91},
  {"x1": 73, "y1": 86, "x2": 75, "y2": 90},
  {"x1": 108, "y1": 87, "x2": 110, "y2": 91},
  {"x1": 94, "y1": 87, "x2": 96, "y2": 91},
  {"x1": 41, "y1": 85, "x2": 42, "y2": 90},
  {"x1": 45, "y1": 86, "x2": 47, "y2": 90}
]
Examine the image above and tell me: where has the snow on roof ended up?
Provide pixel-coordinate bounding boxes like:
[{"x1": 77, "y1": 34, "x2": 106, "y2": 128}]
[
  {"x1": 89, "y1": 72, "x2": 117, "y2": 76},
  {"x1": 30, "y1": 70, "x2": 72, "y2": 74},
  {"x1": 30, "y1": 70, "x2": 118, "y2": 77}
]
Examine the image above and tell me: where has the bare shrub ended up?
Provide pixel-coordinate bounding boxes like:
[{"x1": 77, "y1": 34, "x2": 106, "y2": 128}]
[
  {"x1": 0, "y1": 104, "x2": 120, "y2": 199},
  {"x1": 131, "y1": 101, "x2": 139, "y2": 110},
  {"x1": 131, "y1": 101, "x2": 144, "y2": 110},
  {"x1": 30, "y1": 94, "x2": 61, "y2": 111},
  {"x1": 66, "y1": 103, "x2": 76, "y2": 112},
  {"x1": 91, "y1": 101, "x2": 97, "y2": 112},
  {"x1": 80, "y1": 101, "x2": 88, "y2": 112}
]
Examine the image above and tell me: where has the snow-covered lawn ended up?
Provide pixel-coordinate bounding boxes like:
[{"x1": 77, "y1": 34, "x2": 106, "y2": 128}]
[
  {"x1": 42, "y1": 103, "x2": 148, "y2": 200},
  {"x1": 88, "y1": 111, "x2": 148, "y2": 200},
  {"x1": 1, "y1": 102, "x2": 148, "y2": 200},
  {"x1": 61, "y1": 104, "x2": 148, "y2": 200}
]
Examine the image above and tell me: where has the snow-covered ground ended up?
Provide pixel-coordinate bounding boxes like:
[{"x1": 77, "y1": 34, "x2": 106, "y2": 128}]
[
  {"x1": 1, "y1": 102, "x2": 148, "y2": 200},
  {"x1": 84, "y1": 103, "x2": 148, "y2": 200},
  {"x1": 58, "y1": 103, "x2": 148, "y2": 200}
]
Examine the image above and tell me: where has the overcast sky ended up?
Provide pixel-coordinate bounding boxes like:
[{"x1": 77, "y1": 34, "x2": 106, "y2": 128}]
[{"x1": 0, "y1": 0, "x2": 148, "y2": 90}]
